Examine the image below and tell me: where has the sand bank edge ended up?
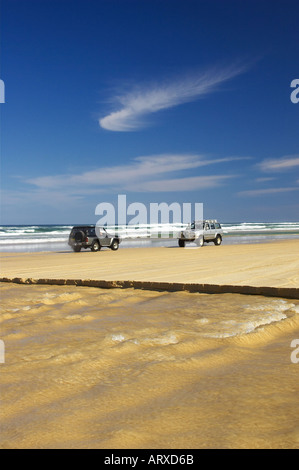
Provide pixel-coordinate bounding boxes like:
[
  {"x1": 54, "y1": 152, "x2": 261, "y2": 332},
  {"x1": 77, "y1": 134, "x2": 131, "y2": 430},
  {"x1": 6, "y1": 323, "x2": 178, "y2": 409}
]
[{"x1": 1, "y1": 277, "x2": 298, "y2": 300}]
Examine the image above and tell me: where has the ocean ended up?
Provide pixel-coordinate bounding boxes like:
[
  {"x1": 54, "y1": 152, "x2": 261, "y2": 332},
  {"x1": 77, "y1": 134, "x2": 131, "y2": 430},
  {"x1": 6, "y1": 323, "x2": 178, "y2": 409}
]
[{"x1": 0, "y1": 222, "x2": 298, "y2": 252}]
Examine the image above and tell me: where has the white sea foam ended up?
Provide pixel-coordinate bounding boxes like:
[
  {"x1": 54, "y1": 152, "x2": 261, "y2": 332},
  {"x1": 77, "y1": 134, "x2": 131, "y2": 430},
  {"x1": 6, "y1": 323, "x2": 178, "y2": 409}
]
[
  {"x1": 0, "y1": 222, "x2": 298, "y2": 252},
  {"x1": 201, "y1": 300, "x2": 291, "y2": 338},
  {"x1": 222, "y1": 222, "x2": 299, "y2": 233},
  {"x1": 0, "y1": 237, "x2": 68, "y2": 245},
  {"x1": 111, "y1": 334, "x2": 126, "y2": 342}
]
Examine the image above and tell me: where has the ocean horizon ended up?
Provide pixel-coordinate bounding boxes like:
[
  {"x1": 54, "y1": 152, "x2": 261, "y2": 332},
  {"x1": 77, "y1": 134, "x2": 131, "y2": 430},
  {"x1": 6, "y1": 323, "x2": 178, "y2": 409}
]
[{"x1": 0, "y1": 222, "x2": 298, "y2": 252}]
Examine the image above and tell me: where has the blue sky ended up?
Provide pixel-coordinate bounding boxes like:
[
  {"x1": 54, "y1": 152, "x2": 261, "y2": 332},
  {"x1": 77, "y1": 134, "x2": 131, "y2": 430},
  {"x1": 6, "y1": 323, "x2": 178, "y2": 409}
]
[{"x1": 1, "y1": 0, "x2": 299, "y2": 224}]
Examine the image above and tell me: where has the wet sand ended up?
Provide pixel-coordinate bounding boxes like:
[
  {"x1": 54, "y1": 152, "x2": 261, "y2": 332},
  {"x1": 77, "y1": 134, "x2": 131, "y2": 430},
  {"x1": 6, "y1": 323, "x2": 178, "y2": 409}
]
[{"x1": 1, "y1": 240, "x2": 299, "y2": 449}]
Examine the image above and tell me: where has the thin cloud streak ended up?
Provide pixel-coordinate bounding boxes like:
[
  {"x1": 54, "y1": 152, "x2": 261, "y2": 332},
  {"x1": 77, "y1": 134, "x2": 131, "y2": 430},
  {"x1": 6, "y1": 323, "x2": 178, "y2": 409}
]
[
  {"x1": 99, "y1": 64, "x2": 248, "y2": 131},
  {"x1": 27, "y1": 154, "x2": 246, "y2": 190},
  {"x1": 27, "y1": 154, "x2": 204, "y2": 189},
  {"x1": 258, "y1": 155, "x2": 299, "y2": 171},
  {"x1": 125, "y1": 175, "x2": 234, "y2": 192},
  {"x1": 238, "y1": 187, "x2": 299, "y2": 197},
  {"x1": 255, "y1": 177, "x2": 276, "y2": 183}
]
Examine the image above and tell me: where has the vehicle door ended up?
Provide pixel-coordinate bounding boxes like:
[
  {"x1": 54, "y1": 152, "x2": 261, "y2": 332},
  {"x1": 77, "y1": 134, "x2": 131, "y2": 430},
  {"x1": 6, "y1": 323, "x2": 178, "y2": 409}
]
[
  {"x1": 98, "y1": 227, "x2": 111, "y2": 246},
  {"x1": 194, "y1": 222, "x2": 204, "y2": 239},
  {"x1": 204, "y1": 222, "x2": 213, "y2": 240}
]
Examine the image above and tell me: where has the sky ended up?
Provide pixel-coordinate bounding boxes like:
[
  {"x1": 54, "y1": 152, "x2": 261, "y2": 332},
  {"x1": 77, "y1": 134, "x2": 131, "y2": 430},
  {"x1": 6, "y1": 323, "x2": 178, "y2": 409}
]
[{"x1": 0, "y1": 0, "x2": 299, "y2": 225}]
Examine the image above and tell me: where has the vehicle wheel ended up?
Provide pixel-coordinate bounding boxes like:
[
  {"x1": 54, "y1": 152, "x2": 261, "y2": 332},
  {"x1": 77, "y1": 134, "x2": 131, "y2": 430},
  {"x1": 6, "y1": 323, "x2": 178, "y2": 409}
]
[
  {"x1": 178, "y1": 239, "x2": 185, "y2": 247},
  {"x1": 91, "y1": 241, "x2": 101, "y2": 252},
  {"x1": 214, "y1": 235, "x2": 222, "y2": 246},
  {"x1": 74, "y1": 231, "x2": 85, "y2": 243},
  {"x1": 73, "y1": 246, "x2": 81, "y2": 252},
  {"x1": 111, "y1": 239, "x2": 119, "y2": 251},
  {"x1": 196, "y1": 237, "x2": 204, "y2": 247}
]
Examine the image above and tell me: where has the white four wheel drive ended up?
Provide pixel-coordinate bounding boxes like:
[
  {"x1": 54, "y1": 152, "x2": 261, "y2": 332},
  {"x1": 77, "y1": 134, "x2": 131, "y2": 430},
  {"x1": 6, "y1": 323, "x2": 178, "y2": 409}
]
[{"x1": 178, "y1": 220, "x2": 223, "y2": 247}]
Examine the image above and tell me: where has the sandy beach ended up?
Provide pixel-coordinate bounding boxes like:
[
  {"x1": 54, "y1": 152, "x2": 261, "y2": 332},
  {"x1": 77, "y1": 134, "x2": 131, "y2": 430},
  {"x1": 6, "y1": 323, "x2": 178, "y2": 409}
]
[
  {"x1": 1, "y1": 239, "x2": 299, "y2": 289},
  {"x1": 1, "y1": 239, "x2": 299, "y2": 449}
]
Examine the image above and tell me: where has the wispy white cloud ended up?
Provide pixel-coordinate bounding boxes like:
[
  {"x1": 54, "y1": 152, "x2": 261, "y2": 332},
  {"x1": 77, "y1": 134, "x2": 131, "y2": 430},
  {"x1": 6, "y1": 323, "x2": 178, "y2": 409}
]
[
  {"x1": 26, "y1": 154, "x2": 202, "y2": 189},
  {"x1": 99, "y1": 64, "x2": 248, "y2": 131},
  {"x1": 238, "y1": 187, "x2": 299, "y2": 197},
  {"x1": 240, "y1": 155, "x2": 299, "y2": 197},
  {"x1": 258, "y1": 155, "x2": 299, "y2": 172},
  {"x1": 26, "y1": 153, "x2": 244, "y2": 191},
  {"x1": 126, "y1": 175, "x2": 234, "y2": 192},
  {"x1": 1, "y1": 188, "x2": 86, "y2": 207},
  {"x1": 255, "y1": 177, "x2": 276, "y2": 183}
]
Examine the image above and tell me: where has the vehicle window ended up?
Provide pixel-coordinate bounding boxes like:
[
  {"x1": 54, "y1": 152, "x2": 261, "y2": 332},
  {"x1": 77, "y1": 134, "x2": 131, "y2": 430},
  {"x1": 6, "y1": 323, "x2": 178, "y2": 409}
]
[
  {"x1": 205, "y1": 224, "x2": 210, "y2": 230},
  {"x1": 191, "y1": 222, "x2": 195, "y2": 229},
  {"x1": 215, "y1": 223, "x2": 221, "y2": 229},
  {"x1": 98, "y1": 227, "x2": 107, "y2": 236},
  {"x1": 211, "y1": 224, "x2": 215, "y2": 229}
]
